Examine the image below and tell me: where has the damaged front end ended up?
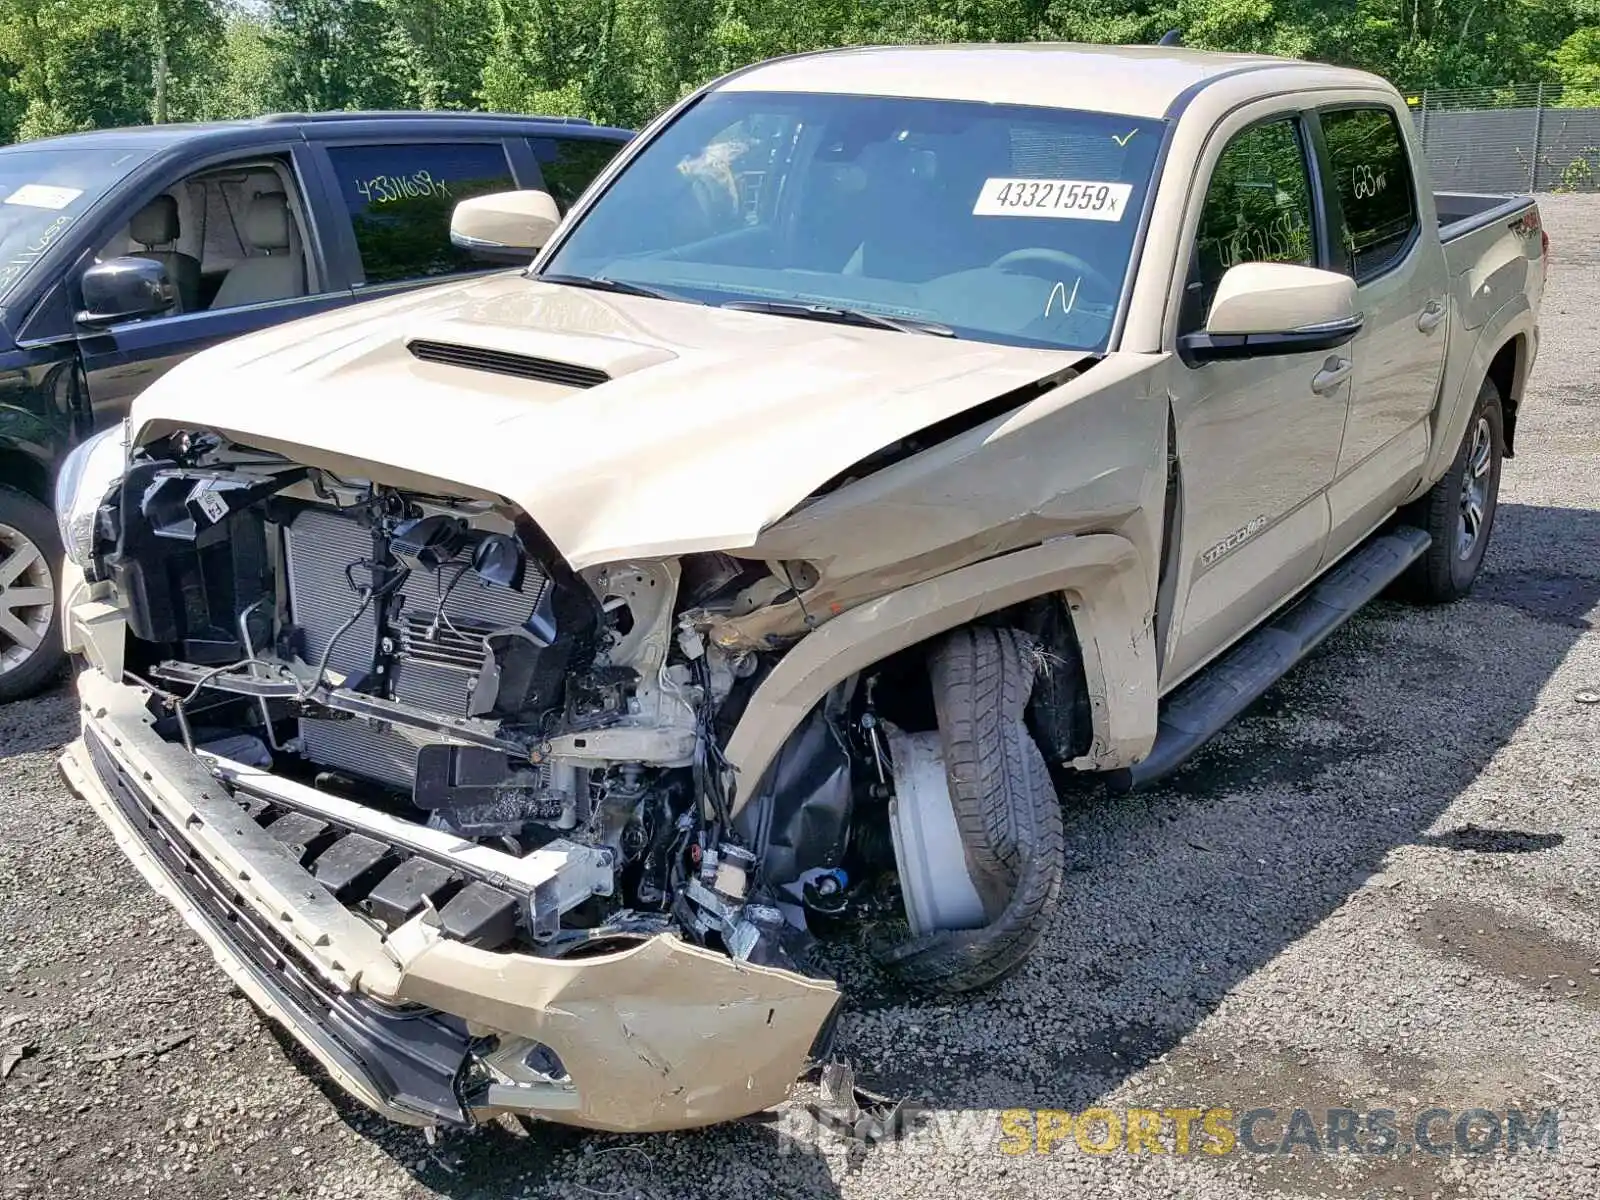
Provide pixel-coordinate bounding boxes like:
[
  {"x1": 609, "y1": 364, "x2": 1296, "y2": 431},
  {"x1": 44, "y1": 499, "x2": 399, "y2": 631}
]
[
  {"x1": 56, "y1": 373, "x2": 1123, "y2": 1128},
  {"x1": 57, "y1": 427, "x2": 903, "y2": 1130},
  {"x1": 63, "y1": 672, "x2": 840, "y2": 1130}
]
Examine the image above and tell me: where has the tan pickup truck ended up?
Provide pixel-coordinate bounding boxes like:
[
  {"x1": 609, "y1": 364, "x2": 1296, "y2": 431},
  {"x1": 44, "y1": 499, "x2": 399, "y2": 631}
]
[{"x1": 54, "y1": 43, "x2": 1543, "y2": 1133}]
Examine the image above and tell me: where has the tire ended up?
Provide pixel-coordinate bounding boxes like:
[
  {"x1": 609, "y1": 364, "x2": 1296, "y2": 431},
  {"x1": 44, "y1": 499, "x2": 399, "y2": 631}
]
[
  {"x1": 928, "y1": 626, "x2": 1045, "y2": 916},
  {"x1": 879, "y1": 626, "x2": 1065, "y2": 993},
  {"x1": 0, "y1": 486, "x2": 65, "y2": 704},
  {"x1": 1398, "y1": 378, "x2": 1504, "y2": 603}
]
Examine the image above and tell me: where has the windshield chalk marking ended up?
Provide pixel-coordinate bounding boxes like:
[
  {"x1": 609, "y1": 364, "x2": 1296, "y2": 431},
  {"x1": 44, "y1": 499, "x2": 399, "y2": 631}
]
[
  {"x1": 1045, "y1": 277, "x2": 1081, "y2": 318},
  {"x1": 2, "y1": 214, "x2": 75, "y2": 292}
]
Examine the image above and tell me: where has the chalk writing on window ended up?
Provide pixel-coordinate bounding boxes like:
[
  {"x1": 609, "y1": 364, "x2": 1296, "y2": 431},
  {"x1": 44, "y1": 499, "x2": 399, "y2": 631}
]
[{"x1": 353, "y1": 170, "x2": 453, "y2": 206}]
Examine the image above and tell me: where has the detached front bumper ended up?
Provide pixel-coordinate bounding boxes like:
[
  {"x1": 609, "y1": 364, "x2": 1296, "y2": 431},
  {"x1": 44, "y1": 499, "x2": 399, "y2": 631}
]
[{"x1": 61, "y1": 669, "x2": 840, "y2": 1132}]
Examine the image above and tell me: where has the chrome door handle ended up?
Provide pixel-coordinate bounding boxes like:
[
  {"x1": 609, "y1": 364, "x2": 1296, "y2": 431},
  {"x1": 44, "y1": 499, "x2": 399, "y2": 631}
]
[
  {"x1": 1311, "y1": 356, "x2": 1353, "y2": 394},
  {"x1": 1417, "y1": 301, "x2": 1445, "y2": 333}
]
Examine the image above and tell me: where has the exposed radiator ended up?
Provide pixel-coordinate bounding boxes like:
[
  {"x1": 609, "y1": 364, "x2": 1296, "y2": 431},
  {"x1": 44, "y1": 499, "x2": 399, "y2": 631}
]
[
  {"x1": 282, "y1": 509, "x2": 378, "y2": 681},
  {"x1": 282, "y1": 507, "x2": 549, "y2": 791},
  {"x1": 297, "y1": 718, "x2": 442, "y2": 792},
  {"x1": 391, "y1": 548, "x2": 549, "y2": 717}
]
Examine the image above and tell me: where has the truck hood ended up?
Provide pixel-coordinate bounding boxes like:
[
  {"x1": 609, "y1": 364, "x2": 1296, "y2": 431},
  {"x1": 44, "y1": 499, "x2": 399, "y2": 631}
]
[{"x1": 131, "y1": 272, "x2": 1089, "y2": 569}]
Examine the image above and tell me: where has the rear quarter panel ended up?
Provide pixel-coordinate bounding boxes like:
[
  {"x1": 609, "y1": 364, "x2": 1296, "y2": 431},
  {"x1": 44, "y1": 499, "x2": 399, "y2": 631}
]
[{"x1": 1413, "y1": 206, "x2": 1543, "y2": 494}]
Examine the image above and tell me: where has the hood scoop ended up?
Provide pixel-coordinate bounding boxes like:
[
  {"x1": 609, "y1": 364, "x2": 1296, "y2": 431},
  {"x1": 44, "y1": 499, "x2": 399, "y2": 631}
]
[{"x1": 408, "y1": 339, "x2": 610, "y2": 389}]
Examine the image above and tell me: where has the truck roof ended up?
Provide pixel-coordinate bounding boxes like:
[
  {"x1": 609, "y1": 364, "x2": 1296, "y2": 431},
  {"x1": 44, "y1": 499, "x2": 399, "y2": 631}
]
[{"x1": 719, "y1": 42, "x2": 1369, "y2": 119}]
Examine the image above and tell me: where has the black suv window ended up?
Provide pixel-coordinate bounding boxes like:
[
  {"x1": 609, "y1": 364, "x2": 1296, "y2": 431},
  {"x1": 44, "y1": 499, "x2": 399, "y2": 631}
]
[
  {"x1": 1320, "y1": 107, "x2": 1418, "y2": 281},
  {"x1": 326, "y1": 142, "x2": 515, "y2": 285},
  {"x1": 1183, "y1": 117, "x2": 1315, "y2": 331},
  {"x1": 531, "y1": 136, "x2": 624, "y2": 212}
]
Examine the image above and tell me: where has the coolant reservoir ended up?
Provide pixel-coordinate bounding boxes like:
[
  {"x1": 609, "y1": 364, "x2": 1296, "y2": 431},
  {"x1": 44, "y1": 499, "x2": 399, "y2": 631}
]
[{"x1": 884, "y1": 727, "x2": 986, "y2": 935}]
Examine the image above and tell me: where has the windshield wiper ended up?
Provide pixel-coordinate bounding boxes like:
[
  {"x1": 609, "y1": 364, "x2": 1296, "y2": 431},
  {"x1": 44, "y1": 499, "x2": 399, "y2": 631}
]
[
  {"x1": 720, "y1": 299, "x2": 955, "y2": 337},
  {"x1": 536, "y1": 272, "x2": 703, "y2": 304}
]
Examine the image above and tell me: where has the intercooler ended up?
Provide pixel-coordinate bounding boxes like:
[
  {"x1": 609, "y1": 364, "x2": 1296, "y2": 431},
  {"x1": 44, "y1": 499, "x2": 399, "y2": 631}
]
[{"x1": 282, "y1": 507, "x2": 549, "y2": 791}]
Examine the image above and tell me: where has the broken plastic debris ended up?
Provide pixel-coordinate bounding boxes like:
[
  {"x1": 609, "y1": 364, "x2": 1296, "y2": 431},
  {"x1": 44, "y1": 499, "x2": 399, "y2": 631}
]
[
  {"x1": 726, "y1": 920, "x2": 760, "y2": 961},
  {"x1": 806, "y1": 1061, "x2": 918, "y2": 1143},
  {"x1": 80, "y1": 1031, "x2": 193, "y2": 1063},
  {"x1": 1, "y1": 1044, "x2": 30, "y2": 1079}
]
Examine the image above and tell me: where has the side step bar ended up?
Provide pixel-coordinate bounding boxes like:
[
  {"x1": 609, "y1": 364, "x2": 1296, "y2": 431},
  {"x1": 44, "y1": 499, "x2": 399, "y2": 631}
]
[{"x1": 1110, "y1": 525, "x2": 1431, "y2": 791}]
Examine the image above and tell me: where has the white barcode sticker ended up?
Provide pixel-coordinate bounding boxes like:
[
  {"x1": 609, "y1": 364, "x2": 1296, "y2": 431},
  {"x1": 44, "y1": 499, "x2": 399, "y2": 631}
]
[
  {"x1": 190, "y1": 483, "x2": 229, "y2": 524},
  {"x1": 972, "y1": 178, "x2": 1133, "y2": 221},
  {"x1": 3, "y1": 184, "x2": 83, "y2": 210}
]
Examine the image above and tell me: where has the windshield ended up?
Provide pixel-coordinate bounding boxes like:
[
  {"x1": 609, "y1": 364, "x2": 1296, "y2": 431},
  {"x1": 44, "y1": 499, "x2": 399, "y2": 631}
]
[
  {"x1": 542, "y1": 91, "x2": 1164, "y2": 352},
  {"x1": 0, "y1": 146, "x2": 154, "y2": 302}
]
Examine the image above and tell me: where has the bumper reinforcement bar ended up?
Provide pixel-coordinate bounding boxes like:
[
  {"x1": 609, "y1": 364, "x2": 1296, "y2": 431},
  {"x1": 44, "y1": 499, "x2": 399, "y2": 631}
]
[{"x1": 73, "y1": 728, "x2": 475, "y2": 1126}]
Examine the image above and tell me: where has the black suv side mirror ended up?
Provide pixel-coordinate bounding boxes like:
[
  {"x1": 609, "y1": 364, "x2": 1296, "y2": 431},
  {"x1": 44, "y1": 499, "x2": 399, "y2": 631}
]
[{"x1": 77, "y1": 257, "x2": 176, "y2": 327}]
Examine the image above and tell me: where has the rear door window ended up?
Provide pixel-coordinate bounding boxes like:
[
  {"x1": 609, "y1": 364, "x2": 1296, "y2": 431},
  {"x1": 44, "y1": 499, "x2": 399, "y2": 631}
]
[
  {"x1": 325, "y1": 142, "x2": 515, "y2": 285},
  {"x1": 1320, "y1": 107, "x2": 1418, "y2": 281},
  {"x1": 530, "y1": 136, "x2": 625, "y2": 212}
]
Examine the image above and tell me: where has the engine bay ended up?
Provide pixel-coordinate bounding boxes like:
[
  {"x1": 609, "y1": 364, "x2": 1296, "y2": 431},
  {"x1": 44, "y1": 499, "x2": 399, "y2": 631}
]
[{"x1": 84, "y1": 430, "x2": 930, "y2": 975}]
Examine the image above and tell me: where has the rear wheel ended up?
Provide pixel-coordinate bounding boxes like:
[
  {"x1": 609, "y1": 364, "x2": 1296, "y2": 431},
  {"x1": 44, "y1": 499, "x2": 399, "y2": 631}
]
[
  {"x1": 0, "y1": 487, "x2": 64, "y2": 704},
  {"x1": 879, "y1": 626, "x2": 1065, "y2": 993},
  {"x1": 1398, "y1": 378, "x2": 1504, "y2": 603}
]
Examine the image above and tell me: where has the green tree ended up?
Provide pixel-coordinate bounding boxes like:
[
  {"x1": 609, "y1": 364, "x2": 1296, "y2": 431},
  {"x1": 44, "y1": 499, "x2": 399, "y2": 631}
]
[
  {"x1": 378, "y1": 0, "x2": 496, "y2": 110},
  {"x1": 1551, "y1": 26, "x2": 1600, "y2": 102},
  {"x1": 1, "y1": 0, "x2": 1598, "y2": 146},
  {"x1": 0, "y1": 0, "x2": 146, "y2": 138},
  {"x1": 0, "y1": 57, "x2": 23, "y2": 144},
  {"x1": 0, "y1": 0, "x2": 222, "y2": 141},
  {"x1": 200, "y1": 5, "x2": 275, "y2": 119},
  {"x1": 479, "y1": 0, "x2": 650, "y2": 125},
  {"x1": 152, "y1": 0, "x2": 229, "y2": 122},
  {"x1": 263, "y1": 0, "x2": 403, "y2": 112}
]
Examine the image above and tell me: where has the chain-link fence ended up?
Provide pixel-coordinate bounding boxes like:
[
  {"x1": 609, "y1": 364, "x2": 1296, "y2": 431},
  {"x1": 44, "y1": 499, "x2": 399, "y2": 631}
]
[{"x1": 1409, "y1": 84, "x2": 1600, "y2": 193}]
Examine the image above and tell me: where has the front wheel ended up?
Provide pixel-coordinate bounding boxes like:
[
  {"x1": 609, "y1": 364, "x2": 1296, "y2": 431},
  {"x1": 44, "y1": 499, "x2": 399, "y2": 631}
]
[
  {"x1": 0, "y1": 486, "x2": 64, "y2": 704},
  {"x1": 878, "y1": 626, "x2": 1064, "y2": 993},
  {"x1": 1398, "y1": 378, "x2": 1504, "y2": 603}
]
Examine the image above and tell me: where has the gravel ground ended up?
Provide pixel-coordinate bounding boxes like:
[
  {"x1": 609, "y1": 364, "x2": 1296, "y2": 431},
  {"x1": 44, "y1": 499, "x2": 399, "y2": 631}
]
[{"x1": 3, "y1": 196, "x2": 1599, "y2": 1200}]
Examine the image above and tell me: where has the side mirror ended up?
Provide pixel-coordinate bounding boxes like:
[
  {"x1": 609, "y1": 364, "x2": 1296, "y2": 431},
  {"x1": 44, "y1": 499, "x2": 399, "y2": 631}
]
[
  {"x1": 449, "y1": 189, "x2": 561, "y2": 263},
  {"x1": 76, "y1": 257, "x2": 176, "y2": 327},
  {"x1": 1179, "y1": 262, "x2": 1363, "y2": 365}
]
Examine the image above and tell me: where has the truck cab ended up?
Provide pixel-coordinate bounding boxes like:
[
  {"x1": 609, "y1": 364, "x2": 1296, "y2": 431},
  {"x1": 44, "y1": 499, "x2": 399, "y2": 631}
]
[{"x1": 54, "y1": 44, "x2": 1543, "y2": 1134}]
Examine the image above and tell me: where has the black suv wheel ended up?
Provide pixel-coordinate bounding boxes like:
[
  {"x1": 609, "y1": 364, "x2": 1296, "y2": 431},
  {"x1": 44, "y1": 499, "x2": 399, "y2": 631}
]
[{"x1": 0, "y1": 486, "x2": 65, "y2": 703}]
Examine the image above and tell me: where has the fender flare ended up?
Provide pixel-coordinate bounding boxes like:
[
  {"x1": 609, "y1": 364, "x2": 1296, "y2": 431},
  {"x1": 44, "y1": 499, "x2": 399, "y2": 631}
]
[{"x1": 723, "y1": 533, "x2": 1159, "y2": 815}]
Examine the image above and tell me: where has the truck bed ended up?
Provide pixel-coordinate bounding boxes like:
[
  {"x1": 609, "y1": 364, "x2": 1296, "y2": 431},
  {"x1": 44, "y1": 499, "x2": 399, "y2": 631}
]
[
  {"x1": 1436, "y1": 191, "x2": 1542, "y2": 324},
  {"x1": 1437, "y1": 190, "x2": 1537, "y2": 244},
  {"x1": 1431, "y1": 190, "x2": 1544, "y2": 435}
]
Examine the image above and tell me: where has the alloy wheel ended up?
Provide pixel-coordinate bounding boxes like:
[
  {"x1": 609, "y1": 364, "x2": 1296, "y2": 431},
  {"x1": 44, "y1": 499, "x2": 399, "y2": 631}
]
[
  {"x1": 1457, "y1": 416, "x2": 1494, "y2": 560},
  {"x1": 0, "y1": 522, "x2": 55, "y2": 677}
]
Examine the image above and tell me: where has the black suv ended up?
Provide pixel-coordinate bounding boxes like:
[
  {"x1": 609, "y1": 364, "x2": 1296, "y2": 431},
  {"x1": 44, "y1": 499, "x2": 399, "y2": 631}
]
[{"x1": 0, "y1": 111, "x2": 631, "y2": 701}]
